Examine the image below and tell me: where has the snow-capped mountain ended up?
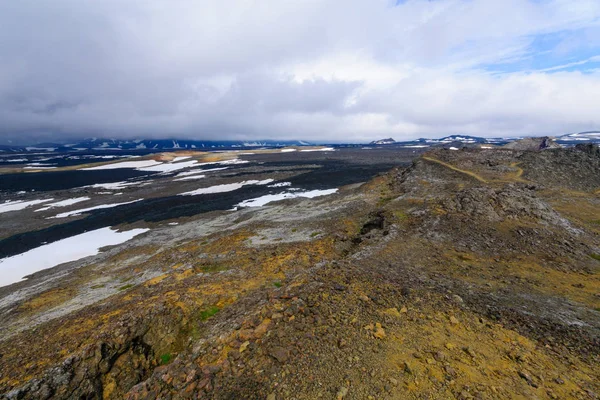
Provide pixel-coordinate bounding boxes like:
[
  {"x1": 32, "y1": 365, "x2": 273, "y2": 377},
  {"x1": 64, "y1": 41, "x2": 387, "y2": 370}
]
[
  {"x1": 374, "y1": 135, "x2": 512, "y2": 149},
  {"x1": 424, "y1": 135, "x2": 497, "y2": 144},
  {"x1": 369, "y1": 138, "x2": 396, "y2": 145},
  {"x1": 556, "y1": 131, "x2": 600, "y2": 145}
]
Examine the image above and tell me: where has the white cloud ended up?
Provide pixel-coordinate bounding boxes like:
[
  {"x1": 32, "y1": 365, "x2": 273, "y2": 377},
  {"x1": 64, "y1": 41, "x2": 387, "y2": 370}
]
[{"x1": 1, "y1": 0, "x2": 600, "y2": 142}]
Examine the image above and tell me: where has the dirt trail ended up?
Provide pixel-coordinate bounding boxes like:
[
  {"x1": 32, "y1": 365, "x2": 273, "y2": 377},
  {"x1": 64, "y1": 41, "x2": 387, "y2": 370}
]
[{"x1": 422, "y1": 156, "x2": 488, "y2": 183}]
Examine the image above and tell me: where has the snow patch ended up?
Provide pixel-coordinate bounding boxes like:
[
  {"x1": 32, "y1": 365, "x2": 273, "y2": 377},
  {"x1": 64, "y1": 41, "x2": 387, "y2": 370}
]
[
  {"x1": 267, "y1": 182, "x2": 292, "y2": 188},
  {"x1": 174, "y1": 174, "x2": 206, "y2": 181},
  {"x1": 137, "y1": 160, "x2": 198, "y2": 172},
  {"x1": 0, "y1": 227, "x2": 149, "y2": 287},
  {"x1": 179, "y1": 179, "x2": 273, "y2": 196},
  {"x1": 214, "y1": 159, "x2": 249, "y2": 165},
  {"x1": 35, "y1": 197, "x2": 90, "y2": 212},
  {"x1": 82, "y1": 160, "x2": 162, "y2": 170},
  {"x1": 236, "y1": 189, "x2": 338, "y2": 208},
  {"x1": 299, "y1": 147, "x2": 335, "y2": 152},
  {"x1": 86, "y1": 181, "x2": 147, "y2": 190},
  {"x1": 50, "y1": 199, "x2": 143, "y2": 218},
  {"x1": 0, "y1": 199, "x2": 54, "y2": 213}
]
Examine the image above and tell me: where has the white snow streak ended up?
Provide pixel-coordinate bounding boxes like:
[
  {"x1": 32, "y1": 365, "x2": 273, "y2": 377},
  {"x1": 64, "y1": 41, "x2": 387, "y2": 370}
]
[
  {"x1": 35, "y1": 197, "x2": 90, "y2": 212},
  {"x1": 0, "y1": 227, "x2": 149, "y2": 287},
  {"x1": 50, "y1": 199, "x2": 143, "y2": 218},
  {"x1": 0, "y1": 199, "x2": 54, "y2": 213}
]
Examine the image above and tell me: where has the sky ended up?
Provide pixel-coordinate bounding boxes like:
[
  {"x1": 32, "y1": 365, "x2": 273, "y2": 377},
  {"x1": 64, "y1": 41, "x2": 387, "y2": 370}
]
[{"x1": 1, "y1": 0, "x2": 600, "y2": 144}]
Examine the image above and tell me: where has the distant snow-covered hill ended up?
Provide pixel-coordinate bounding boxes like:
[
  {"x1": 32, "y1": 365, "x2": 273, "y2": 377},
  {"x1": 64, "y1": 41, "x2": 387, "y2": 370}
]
[
  {"x1": 368, "y1": 135, "x2": 512, "y2": 149},
  {"x1": 0, "y1": 138, "x2": 314, "y2": 152},
  {"x1": 556, "y1": 131, "x2": 600, "y2": 145},
  {"x1": 369, "y1": 138, "x2": 396, "y2": 145},
  {"x1": 1, "y1": 132, "x2": 598, "y2": 153}
]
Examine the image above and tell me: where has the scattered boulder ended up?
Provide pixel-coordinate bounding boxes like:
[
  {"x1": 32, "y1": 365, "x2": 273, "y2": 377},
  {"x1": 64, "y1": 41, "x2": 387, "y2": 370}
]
[{"x1": 269, "y1": 347, "x2": 289, "y2": 363}]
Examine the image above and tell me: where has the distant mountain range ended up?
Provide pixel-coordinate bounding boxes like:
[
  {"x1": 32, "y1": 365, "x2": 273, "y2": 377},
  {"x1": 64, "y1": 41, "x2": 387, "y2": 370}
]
[
  {"x1": 1, "y1": 132, "x2": 599, "y2": 153},
  {"x1": 368, "y1": 132, "x2": 600, "y2": 148},
  {"x1": 0, "y1": 138, "x2": 314, "y2": 153},
  {"x1": 370, "y1": 135, "x2": 499, "y2": 147}
]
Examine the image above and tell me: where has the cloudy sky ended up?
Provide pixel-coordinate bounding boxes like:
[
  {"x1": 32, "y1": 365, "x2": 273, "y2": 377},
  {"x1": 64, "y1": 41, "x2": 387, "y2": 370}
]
[{"x1": 1, "y1": 0, "x2": 600, "y2": 143}]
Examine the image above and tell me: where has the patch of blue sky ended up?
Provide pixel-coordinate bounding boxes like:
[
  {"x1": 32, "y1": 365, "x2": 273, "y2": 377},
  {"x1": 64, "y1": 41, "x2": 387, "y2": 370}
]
[{"x1": 481, "y1": 30, "x2": 600, "y2": 74}]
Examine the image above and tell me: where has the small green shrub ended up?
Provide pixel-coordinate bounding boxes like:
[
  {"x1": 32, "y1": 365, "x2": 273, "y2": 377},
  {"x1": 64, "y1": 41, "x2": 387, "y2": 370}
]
[
  {"x1": 590, "y1": 254, "x2": 600, "y2": 261},
  {"x1": 310, "y1": 232, "x2": 320, "y2": 238},
  {"x1": 118, "y1": 284, "x2": 133, "y2": 291},
  {"x1": 199, "y1": 306, "x2": 220, "y2": 320},
  {"x1": 273, "y1": 281, "x2": 282, "y2": 288},
  {"x1": 159, "y1": 353, "x2": 172, "y2": 365}
]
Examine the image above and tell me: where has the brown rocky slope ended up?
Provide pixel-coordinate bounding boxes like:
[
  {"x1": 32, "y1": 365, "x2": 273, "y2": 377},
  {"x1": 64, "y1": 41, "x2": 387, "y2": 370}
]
[{"x1": 1, "y1": 145, "x2": 599, "y2": 399}]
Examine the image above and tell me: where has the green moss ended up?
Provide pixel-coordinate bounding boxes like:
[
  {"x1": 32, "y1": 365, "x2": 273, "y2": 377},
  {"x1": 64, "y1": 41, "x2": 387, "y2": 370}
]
[
  {"x1": 377, "y1": 196, "x2": 394, "y2": 207},
  {"x1": 291, "y1": 228, "x2": 298, "y2": 233},
  {"x1": 199, "y1": 264, "x2": 229, "y2": 273},
  {"x1": 310, "y1": 232, "x2": 321, "y2": 238},
  {"x1": 393, "y1": 210, "x2": 408, "y2": 221},
  {"x1": 118, "y1": 284, "x2": 134, "y2": 291},
  {"x1": 189, "y1": 325, "x2": 203, "y2": 341},
  {"x1": 159, "y1": 353, "x2": 172, "y2": 365},
  {"x1": 273, "y1": 281, "x2": 282, "y2": 288},
  {"x1": 589, "y1": 254, "x2": 600, "y2": 261},
  {"x1": 199, "y1": 306, "x2": 220, "y2": 320}
]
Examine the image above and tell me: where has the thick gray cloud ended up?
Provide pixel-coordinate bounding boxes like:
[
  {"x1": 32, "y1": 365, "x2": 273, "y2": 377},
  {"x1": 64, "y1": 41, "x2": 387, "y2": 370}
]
[{"x1": 1, "y1": 0, "x2": 600, "y2": 143}]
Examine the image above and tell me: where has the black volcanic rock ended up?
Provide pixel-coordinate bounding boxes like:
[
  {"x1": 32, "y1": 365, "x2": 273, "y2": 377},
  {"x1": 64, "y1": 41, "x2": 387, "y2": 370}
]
[{"x1": 575, "y1": 143, "x2": 600, "y2": 157}]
